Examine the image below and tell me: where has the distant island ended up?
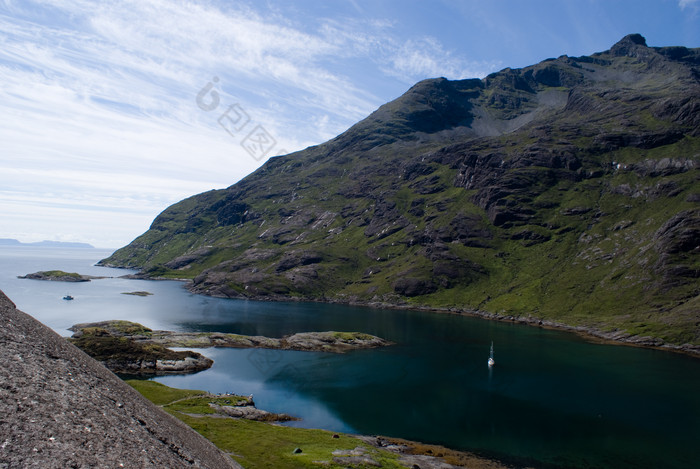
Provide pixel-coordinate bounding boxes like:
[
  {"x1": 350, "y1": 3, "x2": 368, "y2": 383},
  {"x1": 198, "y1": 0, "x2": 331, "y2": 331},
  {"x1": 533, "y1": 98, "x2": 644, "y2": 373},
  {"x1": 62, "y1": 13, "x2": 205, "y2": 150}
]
[
  {"x1": 0, "y1": 238, "x2": 94, "y2": 249},
  {"x1": 17, "y1": 270, "x2": 103, "y2": 282}
]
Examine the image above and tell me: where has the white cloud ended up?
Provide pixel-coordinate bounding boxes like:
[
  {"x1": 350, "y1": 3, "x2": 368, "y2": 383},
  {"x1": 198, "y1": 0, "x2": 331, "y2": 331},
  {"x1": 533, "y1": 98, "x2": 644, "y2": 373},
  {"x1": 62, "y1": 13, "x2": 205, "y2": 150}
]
[
  {"x1": 385, "y1": 36, "x2": 499, "y2": 83},
  {"x1": 678, "y1": 0, "x2": 699, "y2": 10},
  {"x1": 0, "y1": 0, "x2": 500, "y2": 247}
]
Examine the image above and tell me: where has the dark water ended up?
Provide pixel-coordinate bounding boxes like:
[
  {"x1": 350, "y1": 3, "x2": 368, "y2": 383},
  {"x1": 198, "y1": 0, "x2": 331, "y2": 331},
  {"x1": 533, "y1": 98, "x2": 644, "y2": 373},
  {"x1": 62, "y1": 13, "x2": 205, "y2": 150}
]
[{"x1": 2, "y1": 247, "x2": 699, "y2": 468}]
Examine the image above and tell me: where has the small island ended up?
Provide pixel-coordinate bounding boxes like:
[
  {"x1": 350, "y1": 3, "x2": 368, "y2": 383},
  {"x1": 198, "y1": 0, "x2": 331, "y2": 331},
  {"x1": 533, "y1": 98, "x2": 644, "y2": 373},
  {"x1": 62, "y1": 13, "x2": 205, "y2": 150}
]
[
  {"x1": 18, "y1": 270, "x2": 93, "y2": 282},
  {"x1": 70, "y1": 320, "x2": 393, "y2": 355},
  {"x1": 121, "y1": 291, "x2": 153, "y2": 296}
]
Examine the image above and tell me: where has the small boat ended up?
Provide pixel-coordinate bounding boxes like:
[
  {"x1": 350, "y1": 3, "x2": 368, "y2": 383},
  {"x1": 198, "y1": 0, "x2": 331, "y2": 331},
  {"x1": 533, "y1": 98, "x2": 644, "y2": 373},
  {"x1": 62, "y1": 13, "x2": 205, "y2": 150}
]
[
  {"x1": 63, "y1": 295, "x2": 74, "y2": 301},
  {"x1": 488, "y1": 341, "x2": 495, "y2": 367}
]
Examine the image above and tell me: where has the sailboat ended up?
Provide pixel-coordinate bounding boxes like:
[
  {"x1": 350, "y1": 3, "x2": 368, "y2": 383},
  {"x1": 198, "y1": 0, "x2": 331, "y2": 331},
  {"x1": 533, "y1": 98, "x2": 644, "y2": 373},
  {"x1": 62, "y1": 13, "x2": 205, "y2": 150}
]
[{"x1": 488, "y1": 341, "x2": 495, "y2": 367}]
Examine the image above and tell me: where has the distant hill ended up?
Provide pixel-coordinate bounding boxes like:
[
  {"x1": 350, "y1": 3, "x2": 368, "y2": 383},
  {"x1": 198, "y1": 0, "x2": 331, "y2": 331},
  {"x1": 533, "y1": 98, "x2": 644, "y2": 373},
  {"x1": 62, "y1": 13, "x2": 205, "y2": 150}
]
[
  {"x1": 101, "y1": 35, "x2": 700, "y2": 348},
  {"x1": 0, "y1": 238, "x2": 94, "y2": 248}
]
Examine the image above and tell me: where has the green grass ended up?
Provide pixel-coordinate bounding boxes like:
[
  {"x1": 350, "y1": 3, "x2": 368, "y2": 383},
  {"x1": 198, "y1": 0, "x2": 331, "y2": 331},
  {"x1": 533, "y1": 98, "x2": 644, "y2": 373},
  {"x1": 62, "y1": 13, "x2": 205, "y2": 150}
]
[
  {"x1": 103, "y1": 320, "x2": 153, "y2": 336},
  {"x1": 177, "y1": 415, "x2": 402, "y2": 469},
  {"x1": 127, "y1": 379, "x2": 207, "y2": 405},
  {"x1": 126, "y1": 380, "x2": 405, "y2": 469},
  {"x1": 70, "y1": 326, "x2": 197, "y2": 363},
  {"x1": 330, "y1": 331, "x2": 375, "y2": 341},
  {"x1": 38, "y1": 270, "x2": 83, "y2": 278}
]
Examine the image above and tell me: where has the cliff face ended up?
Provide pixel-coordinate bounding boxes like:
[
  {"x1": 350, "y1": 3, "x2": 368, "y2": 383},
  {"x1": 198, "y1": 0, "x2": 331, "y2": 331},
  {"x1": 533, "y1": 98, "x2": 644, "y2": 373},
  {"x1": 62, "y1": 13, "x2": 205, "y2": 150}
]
[
  {"x1": 0, "y1": 290, "x2": 240, "y2": 468},
  {"x1": 102, "y1": 35, "x2": 700, "y2": 346}
]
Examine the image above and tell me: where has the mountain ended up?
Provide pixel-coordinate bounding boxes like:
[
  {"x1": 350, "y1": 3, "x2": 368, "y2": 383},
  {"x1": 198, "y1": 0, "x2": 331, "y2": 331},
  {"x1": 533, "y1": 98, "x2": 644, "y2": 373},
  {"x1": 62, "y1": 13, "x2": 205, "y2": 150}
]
[
  {"x1": 0, "y1": 238, "x2": 95, "y2": 248},
  {"x1": 102, "y1": 35, "x2": 700, "y2": 348}
]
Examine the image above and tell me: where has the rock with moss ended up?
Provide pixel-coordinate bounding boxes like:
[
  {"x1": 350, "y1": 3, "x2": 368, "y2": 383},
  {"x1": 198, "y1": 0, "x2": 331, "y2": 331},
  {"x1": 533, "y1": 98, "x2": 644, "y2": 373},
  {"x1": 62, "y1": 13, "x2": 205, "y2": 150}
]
[
  {"x1": 281, "y1": 331, "x2": 391, "y2": 352},
  {"x1": 70, "y1": 320, "x2": 154, "y2": 338},
  {"x1": 69, "y1": 323, "x2": 212, "y2": 374}
]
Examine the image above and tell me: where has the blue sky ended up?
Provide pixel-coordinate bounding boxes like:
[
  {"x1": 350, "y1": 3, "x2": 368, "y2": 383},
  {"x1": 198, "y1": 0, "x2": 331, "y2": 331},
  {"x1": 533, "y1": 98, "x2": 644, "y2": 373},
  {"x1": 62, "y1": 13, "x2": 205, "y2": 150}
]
[{"x1": 1, "y1": 0, "x2": 698, "y2": 248}]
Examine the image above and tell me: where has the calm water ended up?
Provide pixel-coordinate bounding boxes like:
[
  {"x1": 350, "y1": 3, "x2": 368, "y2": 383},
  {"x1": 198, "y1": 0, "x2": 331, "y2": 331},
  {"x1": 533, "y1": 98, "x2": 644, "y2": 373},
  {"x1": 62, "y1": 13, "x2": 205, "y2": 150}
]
[{"x1": 1, "y1": 246, "x2": 699, "y2": 468}]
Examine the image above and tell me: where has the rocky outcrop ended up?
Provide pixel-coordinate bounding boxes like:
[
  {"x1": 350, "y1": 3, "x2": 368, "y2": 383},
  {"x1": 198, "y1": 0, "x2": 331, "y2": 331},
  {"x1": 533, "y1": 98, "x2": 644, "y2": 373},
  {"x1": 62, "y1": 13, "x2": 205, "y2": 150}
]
[
  {"x1": 209, "y1": 401, "x2": 298, "y2": 422},
  {"x1": 70, "y1": 320, "x2": 393, "y2": 354},
  {"x1": 18, "y1": 270, "x2": 93, "y2": 282},
  {"x1": 281, "y1": 331, "x2": 392, "y2": 352},
  {"x1": 0, "y1": 289, "x2": 240, "y2": 468},
  {"x1": 68, "y1": 322, "x2": 213, "y2": 375}
]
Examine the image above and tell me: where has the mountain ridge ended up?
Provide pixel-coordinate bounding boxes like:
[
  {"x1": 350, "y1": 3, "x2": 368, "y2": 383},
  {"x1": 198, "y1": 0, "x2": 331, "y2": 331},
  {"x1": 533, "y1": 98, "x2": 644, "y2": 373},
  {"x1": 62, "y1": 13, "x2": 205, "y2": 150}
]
[{"x1": 102, "y1": 35, "x2": 700, "y2": 349}]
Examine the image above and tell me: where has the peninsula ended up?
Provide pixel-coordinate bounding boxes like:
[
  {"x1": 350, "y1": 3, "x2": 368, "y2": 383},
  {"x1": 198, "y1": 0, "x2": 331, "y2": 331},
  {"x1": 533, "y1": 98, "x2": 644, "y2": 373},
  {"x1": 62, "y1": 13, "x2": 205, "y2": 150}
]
[
  {"x1": 70, "y1": 320, "x2": 392, "y2": 353},
  {"x1": 69, "y1": 320, "x2": 392, "y2": 374}
]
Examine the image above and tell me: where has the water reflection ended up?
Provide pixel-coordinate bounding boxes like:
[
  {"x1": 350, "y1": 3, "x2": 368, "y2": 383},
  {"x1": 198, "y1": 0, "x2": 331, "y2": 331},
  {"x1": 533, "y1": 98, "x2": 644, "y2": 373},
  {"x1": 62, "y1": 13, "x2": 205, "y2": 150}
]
[
  {"x1": 2, "y1": 247, "x2": 699, "y2": 469},
  {"x1": 156, "y1": 347, "x2": 353, "y2": 432}
]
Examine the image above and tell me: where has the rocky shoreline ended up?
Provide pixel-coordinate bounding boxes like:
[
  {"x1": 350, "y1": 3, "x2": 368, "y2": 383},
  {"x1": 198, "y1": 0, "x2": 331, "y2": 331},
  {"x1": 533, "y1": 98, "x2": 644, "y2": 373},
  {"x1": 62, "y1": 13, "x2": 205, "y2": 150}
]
[
  {"x1": 461, "y1": 309, "x2": 700, "y2": 357},
  {"x1": 178, "y1": 280, "x2": 700, "y2": 358},
  {"x1": 357, "y1": 301, "x2": 700, "y2": 358}
]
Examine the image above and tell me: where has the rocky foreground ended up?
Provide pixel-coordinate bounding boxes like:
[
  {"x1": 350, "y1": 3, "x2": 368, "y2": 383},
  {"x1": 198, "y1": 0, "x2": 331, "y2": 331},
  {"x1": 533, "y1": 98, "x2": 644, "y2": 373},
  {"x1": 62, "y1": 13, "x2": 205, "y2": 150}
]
[{"x1": 0, "y1": 290, "x2": 240, "y2": 468}]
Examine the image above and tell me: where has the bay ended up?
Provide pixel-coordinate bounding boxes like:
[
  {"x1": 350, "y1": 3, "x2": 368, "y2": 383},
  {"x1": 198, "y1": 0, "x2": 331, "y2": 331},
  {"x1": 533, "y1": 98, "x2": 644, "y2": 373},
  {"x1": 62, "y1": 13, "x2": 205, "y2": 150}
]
[{"x1": 1, "y1": 246, "x2": 698, "y2": 468}]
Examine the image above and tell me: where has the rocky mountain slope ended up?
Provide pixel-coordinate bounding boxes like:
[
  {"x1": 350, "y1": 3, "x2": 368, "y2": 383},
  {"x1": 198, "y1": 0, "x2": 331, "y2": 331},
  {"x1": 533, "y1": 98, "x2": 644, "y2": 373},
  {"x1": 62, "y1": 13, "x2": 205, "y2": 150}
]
[
  {"x1": 0, "y1": 290, "x2": 240, "y2": 468},
  {"x1": 102, "y1": 35, "x2": 700, "y2": 348}
]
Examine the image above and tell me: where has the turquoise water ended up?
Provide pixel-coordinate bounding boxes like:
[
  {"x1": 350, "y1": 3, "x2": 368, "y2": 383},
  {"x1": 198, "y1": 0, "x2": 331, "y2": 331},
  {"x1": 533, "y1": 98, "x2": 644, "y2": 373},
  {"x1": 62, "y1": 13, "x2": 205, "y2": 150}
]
[{"x1": 1, "y1": 246, "x2": 699, "y2": 468}]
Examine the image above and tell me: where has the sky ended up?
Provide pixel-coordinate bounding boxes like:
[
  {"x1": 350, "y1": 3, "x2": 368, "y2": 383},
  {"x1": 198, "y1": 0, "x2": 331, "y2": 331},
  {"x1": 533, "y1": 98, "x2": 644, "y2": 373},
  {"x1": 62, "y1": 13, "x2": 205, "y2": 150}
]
[{"x1": 1, "y1": 0, "x2": 698, "y2": 249}]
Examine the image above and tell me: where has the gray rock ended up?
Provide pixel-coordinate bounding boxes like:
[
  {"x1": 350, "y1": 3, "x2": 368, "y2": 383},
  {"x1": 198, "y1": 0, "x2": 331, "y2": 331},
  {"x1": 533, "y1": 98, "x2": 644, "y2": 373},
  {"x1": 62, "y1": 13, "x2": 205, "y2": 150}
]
[{"x1": 0, "y1": 289, "x2": 241, "y2": 468}]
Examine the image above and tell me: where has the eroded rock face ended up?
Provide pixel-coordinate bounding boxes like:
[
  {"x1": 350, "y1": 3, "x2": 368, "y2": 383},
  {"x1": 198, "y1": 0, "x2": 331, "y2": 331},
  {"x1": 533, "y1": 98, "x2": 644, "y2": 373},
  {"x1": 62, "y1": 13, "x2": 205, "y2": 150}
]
[{"x1": 0, "y1": 290, "x2": 240, "y2": 468}]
